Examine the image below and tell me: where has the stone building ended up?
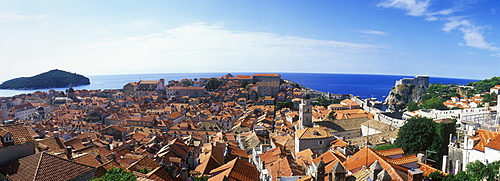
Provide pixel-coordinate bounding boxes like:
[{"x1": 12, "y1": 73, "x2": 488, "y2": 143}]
[
  {"x1": 253, "y1": 73, "x2": 281, "y2": 83},
  {"x1": 123, "y1": 79, "x2": 166, "y2": 97},
  {"x1": 166, "y1": 87, "x2": 206, "y2": 98},
  {"x1": 256, "y1": 81, "x2": 280, "y2": 99},
  {"x1": 294, "y1": 127, "x2": 336, "y2": 154},
  {"x1": 395, "y1": 75, "x2": 429, "y2": 88}
]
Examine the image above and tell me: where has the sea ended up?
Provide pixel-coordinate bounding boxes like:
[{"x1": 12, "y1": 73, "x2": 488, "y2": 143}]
[{"x1": 0, "y1": 73, "x2": 478, "y2": 101}]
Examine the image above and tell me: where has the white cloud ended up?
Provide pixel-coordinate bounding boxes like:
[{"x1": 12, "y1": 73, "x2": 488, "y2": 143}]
[
  {"x1": 80, "y1": 22, "x2": 385, "y2": 74},
  {"x1": 86, "y1": 22, "x2": 382, "y2": 51},
  {"x1": 379, "y1": 0, "x2": 499, "y2": 52},
  {"x1": 443, "y1": 17, "x2": 499, "y2": 51},
  {"x1": 0, "y1": 11, "x2": 49, "y2": 22},
  {"x1": 491, "y1": 53, "x2": 500, "y2": 57},
  {"x1": 377, "y1": 0, "x2": 456, "y2": 21},
  {"x1": 377, "y1": 0, "x2": 430, "y2": 17},
  {"x1": 358, "y1": 30, "x2": 389, "y2": 36}
]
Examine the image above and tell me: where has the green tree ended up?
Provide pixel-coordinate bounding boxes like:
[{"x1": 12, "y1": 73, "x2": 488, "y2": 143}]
[
  {"x1": 481, "y1": 93, "x2": 498, "y2": 106},
  {"x1": 421, "y1": 97, "x2": 446, "y2": 110},
  {"x1": 91, "y1": 167, "x2": 136, "y2": 181},
  {"x1": 241, "y1": 80, "x2": 249, "y2": 88},
  {"x1": 275, "y1": 101, "x2": 292, "y2": 110},
  {"x1": 428, "y1": 171, "x2": 446, "y2": 181},
  {"x1": 467, "y1": 76, "x2": 500, "y2": 93},
  {"x1": 139, "y1": 167, "x2": 151, "y2": 174},
  {"x1": 205, "y1": 78, "x2": 222, "y2": 90},
  {"x1": 327, "y1": 111, "x2": 337, "y2": 120},
  {"x1": 429, "y1": 120, "x2": 456, "y2": 167},
  {"x1": 394, "y1": 117, "x2": 436, "y2": 154},
  {"x1": 466, "y1": 161, "x2": 489, "y2": 180},
  {"x1": 406, "y1": 101, "x2": 419, "y2": 112},
  {"x1": 190, "y1": 173, "x2": 210, "y2": 181},
  {"x1": 373, "y1": 144, "x2": 397, "y2": 151}
]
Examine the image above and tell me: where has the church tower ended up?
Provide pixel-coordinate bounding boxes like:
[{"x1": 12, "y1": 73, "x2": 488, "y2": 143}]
[
  {"x1": 299, "y1": 94, "x2": 313, "y2": 130},
  {"x1": 1, "y1": 102, "x2": 7, "y2": 119}
]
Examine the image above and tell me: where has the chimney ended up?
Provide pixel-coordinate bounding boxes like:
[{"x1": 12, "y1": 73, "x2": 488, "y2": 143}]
[
  {"x1": 370, "y1": 160, "x2": 383, "y2": 180},
  {"x1": 331, "y1": 161, "x2": 346, "y2": 181},
  {"x1": 65, "y1": 146, "x2": 74, "y2": 160},
  {"x1": 442, "y1": 155, "x2": 448, "y2": 172},
  {"x1": 181, "y1": 167, "x2": 188, "y2": 181},
  {"x1": 316, "y1": 160, "x2": 325, "y2": 181},
  {"x1": 408, "y1": 168, "x2": 423, "y2": 181},
  {"x1": 417, "y1": 153, "x2": 425, "y2": 163}
]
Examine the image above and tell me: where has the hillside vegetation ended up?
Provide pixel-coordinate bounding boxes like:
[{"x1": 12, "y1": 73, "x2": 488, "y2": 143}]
[
  {"x1": 467, "y1": 77, "x2": 500, "y2": 93},
  {"x1": 0, "y1": 69, "x2": 90, "y2": 89}
]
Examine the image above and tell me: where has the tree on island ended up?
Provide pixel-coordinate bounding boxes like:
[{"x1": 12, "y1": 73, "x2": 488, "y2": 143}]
[{"x1": 0, "y1": 69, "x2": 90, "y2": 89}]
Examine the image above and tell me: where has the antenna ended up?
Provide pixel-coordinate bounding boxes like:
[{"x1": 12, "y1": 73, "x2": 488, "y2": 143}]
[{"x1": 366, "y1": 123, "x2": 369, "y2": 167}]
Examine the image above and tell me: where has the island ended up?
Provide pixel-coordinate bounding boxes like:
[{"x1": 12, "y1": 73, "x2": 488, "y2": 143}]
[{"x1": 0, "y1": 69, "x2": 90, "y2": 89}]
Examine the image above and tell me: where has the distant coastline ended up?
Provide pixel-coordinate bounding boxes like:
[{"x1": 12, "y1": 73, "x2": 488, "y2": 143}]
[{"x1": 0, "y1": 73, "x2": 478, "y2": 99}]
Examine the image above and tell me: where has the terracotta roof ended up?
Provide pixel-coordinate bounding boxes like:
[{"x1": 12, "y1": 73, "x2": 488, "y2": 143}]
[
  {"x1": 166, "y1": 111, "x2": 183, "y2": 120},
  {"x1": 127, "y1": 156, "x2": 160, "y2": 172},
  {"x1": 73, "y1": 152, "x2": 102, "y2": 167},
  {"x1": 418, "y1": 163, "x2": 448, "y2": 177},
  {"x1": 344, "y1": 147, "x2": 406, "y2": 181},
  {"x1": 0, "y1": 152, "x2": 94, "y2": 181},
  {"x1": 296, "y1": 127, "x2": 335, "y2": 140},
  {"x1": 268, "y1": 156, "x2": 305, "y2": 181},
  {"x1": 36, "y1": 137, "x2": 65, "y2": 153},
  {"x1": 388, "y1": 154, "x2": 419, "y2": 165},
  {"x1": 0, "y1": 124, "x2": 36, "y2": 146},
  {"x1": 254, "y1": 73, "x2": 280, "y2": 77},
  {"x1": 259, "y1": 147, "x2": 286, "y2": 165},
  {"x1": 139, "y1": 80, "x2": 160, "y2": 84},
  {"x1": 63, "y1": 137, "x2": 86, "y2": 150},
  {"x1": 295, "y1": 148, "x2": 315, "y2": 167},
  {"x1": 486, "y1": 135, "x2": 500, "y2": 150},
  {"x1": 313, "y1": 150, "x2": 342, "y2": 165},
  {"x1": 473, "y1": 129, "x2": 500, "y2": 152},
  {"x1": 208, "y1": 158, "x2": 259, "y2": 181},
  {"x1": 375, "y1": 148, "x2": 404, "y2": 157},
  {"x1": 146, "y1": 166, "x2": 176, "y2": 181},
  {"x1": 167, "y1": 86, "x2": 205, "y2": 90}
]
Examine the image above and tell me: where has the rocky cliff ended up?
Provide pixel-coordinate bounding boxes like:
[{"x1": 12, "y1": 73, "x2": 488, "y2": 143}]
[{"x1": 383, "y1": 84, "x2": 426, "y2": 112}]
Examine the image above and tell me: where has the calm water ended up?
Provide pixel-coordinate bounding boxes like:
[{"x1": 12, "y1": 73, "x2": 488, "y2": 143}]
[{"x1": 0, "y1": 73, "x2": 478, "y2": 101}]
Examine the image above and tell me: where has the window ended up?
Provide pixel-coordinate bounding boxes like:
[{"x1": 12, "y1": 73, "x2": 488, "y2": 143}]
[
  {"x1": 318, "y1": 140, "x2": 323, "y2": 145},
  {"x1": 4, "y1": 134, "x2": 13, "y2": 143}
]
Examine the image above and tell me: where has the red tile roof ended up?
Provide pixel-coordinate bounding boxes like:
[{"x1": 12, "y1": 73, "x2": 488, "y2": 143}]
[
  {"x1": 0, "y1": 124, "x2": 36, "y2": 146},
  {"x1": 296, "y1": 127, "x2": 335, "y2": 139},
  {"x1": 0, "y1": 152, "x2": 94, "y2": 181},
  {"x1": 208, "y1": 158, "x2": 259, "y2": 181}
]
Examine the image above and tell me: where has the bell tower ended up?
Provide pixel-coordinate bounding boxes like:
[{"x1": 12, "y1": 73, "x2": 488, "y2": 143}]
[{"x1": 299, "y1": 94, "x2": 313, "y2": 130}]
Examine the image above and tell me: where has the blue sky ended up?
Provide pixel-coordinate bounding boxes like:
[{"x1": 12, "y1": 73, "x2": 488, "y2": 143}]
[{"x1": 0, "y1": 0, "x2": 499, "y2": 81}]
